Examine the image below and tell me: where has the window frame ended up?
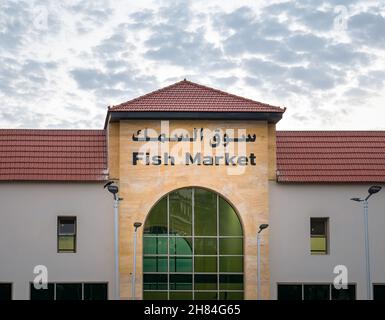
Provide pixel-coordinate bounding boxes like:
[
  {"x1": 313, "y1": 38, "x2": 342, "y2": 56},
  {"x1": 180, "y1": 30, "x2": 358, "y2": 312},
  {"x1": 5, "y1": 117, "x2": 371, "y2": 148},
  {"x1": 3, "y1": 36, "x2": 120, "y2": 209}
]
[
  {"x1": 29, "y1": 282, "x2": 108, "y2": 300},
  {"x1": 57, "y1": 216, "x2": 77, "y2": 253},
  {"x1": 277, "y1": 283, "x2": 356, "y2": 300},
  {"x1": 310, "y1": 217, "x2": 329, "y2": 255}
]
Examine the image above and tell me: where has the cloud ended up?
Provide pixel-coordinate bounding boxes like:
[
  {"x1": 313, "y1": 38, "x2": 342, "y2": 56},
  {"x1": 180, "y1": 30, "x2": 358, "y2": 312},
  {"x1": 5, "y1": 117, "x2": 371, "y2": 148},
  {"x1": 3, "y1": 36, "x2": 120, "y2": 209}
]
[
  {"x1": 1, "y1": 0, "x2": 385, "y2": 130},
  {"x1": 348, "y1": 12, "x2": 385, "y2": 47}
]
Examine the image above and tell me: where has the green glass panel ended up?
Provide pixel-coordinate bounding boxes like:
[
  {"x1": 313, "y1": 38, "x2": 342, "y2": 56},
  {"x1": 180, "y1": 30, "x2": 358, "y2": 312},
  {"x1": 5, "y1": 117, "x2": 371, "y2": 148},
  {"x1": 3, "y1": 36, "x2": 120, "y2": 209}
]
[
  {"x1": 143, "y1": 236, "x2": 168, "y2": 255},
  {"x1": 170, "y1": 274, "x2": 193, "y2": 290},
  {"x1": 219, "y1": 274, "x2": 243, "y2": 290},
  {"x1": 84, "y1": 283, "x2": 108, "y2": 300},
  {"x1": 30, "y1": 283, "x2": 55, "y2": 300},
  {"x1": 311, "y1": 236, "x2": 327, "y2": 254},
  {"x1": 219, "y1": 256, "x2": 243, "y2": 273},
  {"x1": 169, "y1": 189, "x2": 192, "y2": 236},
  {"x1": 169, "y1": 237, "x2": 192, "y2": 255},
  {"x1": 219, "y1": 292, "x2": 243, "y2": 300},
  {"x1": 194, "y1": 188, "x2": 217, "y2": 236},
  {"x1": 277, "y1": 284, "x2": 302, "y2": 300},
  {"x1": 143, "y1": 274, "x2": 168, "y2": 290},
  {"x1": 194, "y1": 274, "x2": 217, "y2": 290},
  {"x1": 144, "y1": 197, "x2": 168, "y2": 234},
  {"x1": 169, "y1": 257, "x2": 192, "y2": 272},
  {"x1": 194, "y1": 238, "x2": 217, "y2": 255},
  {"x1": 304, "y1": 284, "x2": 330, "y2": 300},
  {"x1": 143, "y1": 291, "x2": 168, "y2": 300},
  {"x1": 331, "y1": 285, "x2": 356, "y2": 300},
  {"x1": 219, "y1": 238, "x2": 243, "y2": 255},
  {"x1": 170, "y1": 292, "x2": 193, "y2": 300},
  {"x1": 144, "y1": 257, "x2": 168, "y2": 272},
  {"x1": 58, "y1": 235, "x2": 75, "y2": 252},
  {"x1": 219, "y1": 198, "x2": 242, "y2": 236},
  {"x1": 195, "y1": 256, "x2": 217, "y2": 273},
  {"x1": 195, "y1": 292, "x2": 217, "y2": 300},
  {"x1": 55, "y1": 283, "x2": 82, "y2": 300}
]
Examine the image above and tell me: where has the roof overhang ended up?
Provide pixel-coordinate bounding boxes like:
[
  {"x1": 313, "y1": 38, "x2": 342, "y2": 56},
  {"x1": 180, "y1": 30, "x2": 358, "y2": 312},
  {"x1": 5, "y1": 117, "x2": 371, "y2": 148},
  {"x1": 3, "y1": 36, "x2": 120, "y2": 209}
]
[{"x1": 104, "y1": 111, "x2": 284, "y2": 128}]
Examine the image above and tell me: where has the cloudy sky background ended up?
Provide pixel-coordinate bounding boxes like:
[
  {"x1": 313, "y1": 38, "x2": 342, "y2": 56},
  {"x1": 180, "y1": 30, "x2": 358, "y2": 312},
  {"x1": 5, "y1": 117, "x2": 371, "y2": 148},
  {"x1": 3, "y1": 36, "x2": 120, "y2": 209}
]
[{"x1": 0, "y1": 0, "x2": 384, "y2": 130}]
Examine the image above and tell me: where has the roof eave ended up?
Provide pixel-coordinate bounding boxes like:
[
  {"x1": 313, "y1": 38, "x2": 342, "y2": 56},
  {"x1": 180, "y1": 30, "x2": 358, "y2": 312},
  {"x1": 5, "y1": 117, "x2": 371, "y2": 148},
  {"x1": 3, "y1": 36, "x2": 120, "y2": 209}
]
[{"x1": 107, "y1": 111, "x2": 284, "y2": 124}]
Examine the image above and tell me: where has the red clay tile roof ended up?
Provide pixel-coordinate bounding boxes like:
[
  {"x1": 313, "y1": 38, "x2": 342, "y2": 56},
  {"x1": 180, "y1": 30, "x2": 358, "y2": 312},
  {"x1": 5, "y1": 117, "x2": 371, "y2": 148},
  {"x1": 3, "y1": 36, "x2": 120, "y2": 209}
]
[
  {"x1": 0, "y1": 129, "x2": 107, "y2": 181},
  {"x1": 109, "y1": 80, "x2": 285, "y2": 113},
  {"x1": 277, "y1": 131, "x2": 385, "y2": 183}
]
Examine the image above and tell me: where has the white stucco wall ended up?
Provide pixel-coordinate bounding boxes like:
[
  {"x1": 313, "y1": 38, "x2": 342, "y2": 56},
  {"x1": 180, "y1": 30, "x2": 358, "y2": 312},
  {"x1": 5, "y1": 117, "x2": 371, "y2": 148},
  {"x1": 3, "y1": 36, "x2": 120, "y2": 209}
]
[
  {"x1": 269, "y1": 182, "x2": 385, "y2": 300},
  {"x1": 0, "y1": 182, "x2": 114, "y2": 299}
]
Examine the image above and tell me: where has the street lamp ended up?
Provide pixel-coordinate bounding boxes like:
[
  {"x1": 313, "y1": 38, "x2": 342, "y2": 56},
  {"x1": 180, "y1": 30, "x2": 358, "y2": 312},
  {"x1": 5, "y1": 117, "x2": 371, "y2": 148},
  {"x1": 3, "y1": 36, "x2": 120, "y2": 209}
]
[
  {"x1": 350, "y1": 185, "x2": 382, "y2": 300},
  {"x1": 257, "y1": 223, "x2": 269, "y2": 300},
  {"x1": 132, "y1": 221, "x2": 142, "y2": 300},
  {"x1": 104, "y1": 181, "x2": 122, "y2": 300}
]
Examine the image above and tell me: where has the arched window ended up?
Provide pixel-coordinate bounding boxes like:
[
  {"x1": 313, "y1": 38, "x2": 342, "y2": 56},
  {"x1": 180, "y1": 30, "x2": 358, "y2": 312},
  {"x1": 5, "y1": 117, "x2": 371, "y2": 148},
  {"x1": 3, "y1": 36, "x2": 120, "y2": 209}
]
[{"x1": 143, "y1": 187, "x2": 244, "y2": 300}]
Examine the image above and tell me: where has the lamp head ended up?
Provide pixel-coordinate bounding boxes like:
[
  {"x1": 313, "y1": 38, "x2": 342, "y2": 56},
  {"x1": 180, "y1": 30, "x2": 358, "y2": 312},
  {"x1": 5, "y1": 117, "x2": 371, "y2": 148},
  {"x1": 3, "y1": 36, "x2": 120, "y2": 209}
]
[
  {"x1": 134, "y1": 222, "x2": 142, "y2": 231},
  {"x1": 258, "y1": 224, "x2": 269, "y2": 233},
  {"x1": 104, "y1": 181, "x2": 119, "y2": 199},
  {"x1": 368, "y1": 185, "x2": 382, "y2": 195}
]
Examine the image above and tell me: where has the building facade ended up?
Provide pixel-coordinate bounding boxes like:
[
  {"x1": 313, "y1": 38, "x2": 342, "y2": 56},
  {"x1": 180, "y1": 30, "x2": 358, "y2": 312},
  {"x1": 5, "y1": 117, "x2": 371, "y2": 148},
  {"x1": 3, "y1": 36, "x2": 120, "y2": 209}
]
[{"x1": 0, "y1": 80, "x2": 384, "y2": 300}]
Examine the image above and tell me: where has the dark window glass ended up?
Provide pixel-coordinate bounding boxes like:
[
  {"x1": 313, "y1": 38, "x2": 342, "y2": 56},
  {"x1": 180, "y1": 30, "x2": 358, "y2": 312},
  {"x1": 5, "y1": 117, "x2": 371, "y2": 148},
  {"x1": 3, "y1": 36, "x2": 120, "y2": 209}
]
[
  {"x1": 220, "y1": 238, "x2": 243, "y2": 255},
  {"x1": 373, "y1": 285, "x2": 385, "y2": 300},
  {"x1": 144, "y1": 257, "x2": 168, "y2": 272},
  {"x1": 194, "y1": 188, "x2": 217, "y2": 236},
  {"x1": 219, "y1": 256, "x2": 243, "y2": 273},
  {"x1": 143, "y1": 236, "x2": 168, "y2": 255},
  {"x1": 169, "y1": 189, "x2": 192, "y2": 236},
  {"x1": 169, "y1": 237, "x2": 192, "y2": 255},
  {"x1": 219, "y1": 275, "x2": 243, "y2": 290},
  {"x1": 55, "y1": 283, "x2": 82, "y2": 300},
  {"x1": 331, "y1": 285, "x2": 355, "y2": 300},
  {"x1": 310, "y1": 218, "x2": 328, "y2": 255},
  {"x1": 30, "y1": 283, "x2": 54, "y2": 300},
  {"x1": 170, "y1": 292, "x2": 193, "y2": 300},
  {"x1": 58, "y1": 217, "x2": 76, "y2": 253},
  {"x1": 194, "y1": 275, "x2": 217, "y2": 290},
  {"x1": 143, "y1": 291, "x2": 168, "y2": 300},
  {"x1": 143, "y1": 274, "x2": 168, "y2": 290},
  {"x1": 195, "y1": 256, "x2": 217, "y2": 273},
  {"x1": 304, "y1": 284, "x2": 330, "y2": 300},
  {"x1": 194, "y1": 238, "x2": 217, "y2": 255},
  {"x1": 84, "y1": 283, "x2": 107, "y2": 300},
  {"x1": 144, "y1": 198, "x2": 167, "y2": 235},
  {"x1": 169, "y1": 274, "x2": 193, "y2": 290},
  {"x1": 195, "y1": 292, "x2": 217, "y2": 300},
  {"x1": 219, "y1": 292, "x2": 243, "y2": 300},
  {"x1": 277, "y1": 284, "x2": 302, "y2": 300},
  {"x1": 169, "y1": 257, "x2": 192, "y2": 272},
  {"x1": 219, "y1": 198, "x2": 242, "y2": 236},
  {"x1": 0, "y1": 283, "x2": 12, "y2": 301}
]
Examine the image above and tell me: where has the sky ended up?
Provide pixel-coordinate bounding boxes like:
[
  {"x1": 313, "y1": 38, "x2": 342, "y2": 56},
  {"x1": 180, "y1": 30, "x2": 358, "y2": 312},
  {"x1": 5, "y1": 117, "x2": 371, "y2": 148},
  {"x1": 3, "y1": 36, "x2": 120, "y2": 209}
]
[{"x1": 0, "y1": 0, "x2": 385, "y2": 130}]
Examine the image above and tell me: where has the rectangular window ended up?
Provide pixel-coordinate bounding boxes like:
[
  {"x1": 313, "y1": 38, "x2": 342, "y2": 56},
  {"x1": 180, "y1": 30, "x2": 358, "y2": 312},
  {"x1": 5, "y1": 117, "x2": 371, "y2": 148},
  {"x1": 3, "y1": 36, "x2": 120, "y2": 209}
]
[
  {"x1": 30, "y1": 283, "x2": 55, "y2": 300},
  {"x1": 277, "y1": 283, "x2": 356, "y2": 300},
  {"x1": 373, "y1": 284, "x2": 385, "y2": 300},
  {"x1": 58, "y1": 216, "x2": 76, "y2": 253},
  {"x1": 310, "y1": 218, "x2": 328, "y2": 255},
  {"x1": 277, "y1": 284, "x2": 302, "y2": 300},
  {"x1": 0, "y1": 283, "x2": 12, "y2": 300},
  {"x1": 30, "y1": 283, "x2": 108, "y2": 300}
]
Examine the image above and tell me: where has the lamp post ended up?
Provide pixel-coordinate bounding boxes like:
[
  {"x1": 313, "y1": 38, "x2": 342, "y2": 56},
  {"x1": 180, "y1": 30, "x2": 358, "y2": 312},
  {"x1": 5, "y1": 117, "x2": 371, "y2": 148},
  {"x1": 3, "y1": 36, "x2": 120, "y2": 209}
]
[
  {"x1": 257, "y1": 223, "x2": 269, "y2": 300},
  {"x1": 132, "y1": 222, "x2": 142, "y2": 300},
  {"x1": 104, "y1": 181, "x2": 122, "y2": 300},
  {"x1": 351, "y1": 185, "x2": 382, "y2": 300}
]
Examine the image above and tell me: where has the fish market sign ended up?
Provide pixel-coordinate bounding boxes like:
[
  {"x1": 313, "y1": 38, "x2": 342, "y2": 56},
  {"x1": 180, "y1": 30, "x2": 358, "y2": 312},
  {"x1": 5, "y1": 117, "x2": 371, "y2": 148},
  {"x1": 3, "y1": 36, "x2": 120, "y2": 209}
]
[{"x1": 131, "y1": 121, "x2": 257, "y2": 174}]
